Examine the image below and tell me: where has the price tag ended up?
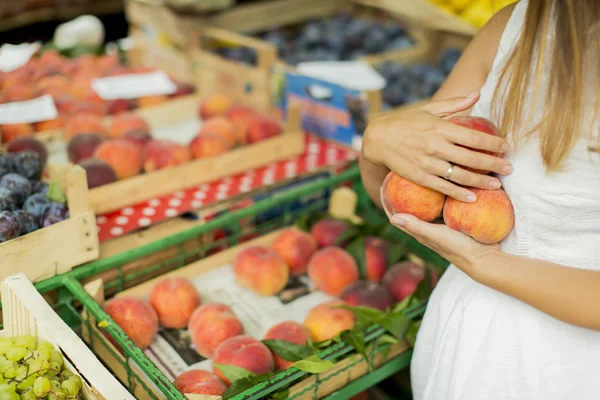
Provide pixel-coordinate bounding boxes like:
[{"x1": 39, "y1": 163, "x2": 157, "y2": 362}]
[
  {"x1": 91, "y1": 70, "x2": 177, "y2": 100},
  {"x1": 0, "y1": 42, "x2": 41, "y2": 73},
  {"x1": 0, "y1": 95, "x2": 58, "y2": 124}
]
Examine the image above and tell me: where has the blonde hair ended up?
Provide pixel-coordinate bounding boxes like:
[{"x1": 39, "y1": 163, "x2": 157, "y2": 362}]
[{"x1": 492, "y1": 0, "x2": 600, "y2": 171}]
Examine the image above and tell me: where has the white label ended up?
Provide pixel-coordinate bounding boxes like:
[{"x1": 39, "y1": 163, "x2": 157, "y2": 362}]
[
  {"x1": 0, "y1": 95, "x2": 58, "y2": 124},
  {"x1": 297, "y1": 61, "x2": 387, "y2": 91},
  {"x1": 91, "y1": 70, "x2": 177, "y2": 100},
  {"x1": 0, "y1": 42, "x2": 41, "y2": 73}
]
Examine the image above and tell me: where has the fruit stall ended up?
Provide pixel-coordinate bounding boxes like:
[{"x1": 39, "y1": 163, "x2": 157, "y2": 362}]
[{"x1": 0, "y1": 1, "x2": 517, "y2": 400}]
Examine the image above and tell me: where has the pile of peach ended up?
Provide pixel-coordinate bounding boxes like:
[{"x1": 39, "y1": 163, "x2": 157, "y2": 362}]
[
  {"x1": 65, "y1": 95, "x2": 283, "y2": 189},
  {"x1": 102, "y1": 220, "x2": 435, "y2": 396},
  {"x1": 0, "y1": 49, "x2": 195, "y2": 143},
  {"x1": 382, "y1": 116, "x2": 515, "y2": 244}
]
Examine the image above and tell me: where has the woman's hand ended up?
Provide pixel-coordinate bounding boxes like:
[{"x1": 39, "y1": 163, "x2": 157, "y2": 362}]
[{"x1": 363, "y1": 92, "x2": 513, "y2": 203}]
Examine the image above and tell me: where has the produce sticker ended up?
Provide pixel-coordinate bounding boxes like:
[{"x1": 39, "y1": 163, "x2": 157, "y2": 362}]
[
  {"x1": 91, "y1": 70, "x2": 177, "y2": 100},
  {"x1": 0, "y1": 94, "x2": 58, "y2": 124}
]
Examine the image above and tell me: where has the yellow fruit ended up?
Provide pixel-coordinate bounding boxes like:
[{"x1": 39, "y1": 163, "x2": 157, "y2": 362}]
[
  {"x1": 462, "y1": 2, "x2": 494, "y2": 28},
  {"x1": 449, "y1": 0, "x2": 474, "y2": 12}
]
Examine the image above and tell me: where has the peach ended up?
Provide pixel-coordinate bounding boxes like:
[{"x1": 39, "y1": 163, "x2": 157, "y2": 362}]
[
  {"x1": 36, "y1": 75, "x2": 69, "y2": 93},
  {"x1": 212, "y1": 335, "x2": 274, "y2": 385},
  {"x1": 35, "y1": 118, "x2": 64, "y2": 132},
  {"x1": 137, "y1": 95, "x2": 168, "y2": 108},
  {"x1": 73, "y1": 100, "x2": 107, "y2": 117},
  {"x1": 143, "y1": 140, "x2": 192, "y2": 172},
  {"x1": 272, "y1": 228, "x2": 318, "y2": 276},
  {"x1": 307, "y1": 247, "x2": 359, "y2": 296},
  {"x1": 2, "y1": 85, "x2": 38, "y2": 102},
  {"x1": 6, "y1": 137, "x2": 48, "y2": 165},
  {"x1": 188, "y1": 303, "x2": 244, "y2": 359},
  {"x1": 340, "y1": 281, "x2": 395, "y2": 311},
  {"x1": 226, "y1": 106, "x2": 257, "y2": 144},
  {"x1": 67, "y1": 133, "x2": 105, "y2": 164},
  {"x1": 1, "y1": 70, "x2": 29, "y2": 90},
  {"x1": 443, "y1": 188, "x2": 514, "y2": 244},
  {"x1": 174, "y1": 370, "x2": 226, "y2": 396},
  {"x1": 65, "y1": 113, "x2": 107, "y2": 140},
  {"x1": 107, "y1": 99, "x2": 135, "y2": 115},
  {"x1": 234, "y1": 246, "x2": 289, "y2": 296},
  {"x1": 69, "y1": 80, "x2": 101, "y2": 102},
  {"x1": 54, "y1": 94, "x2": 79, "y2": 116},
  {"x1": 149, "y1": 277, "x2": 202, "y2": 329},
  {"x1": 304, "y1": 300, "x2": 355, "y2": 342},
  {"x1": 263, "y1": 321, "x2": 313, "y2": 370},
  {"x1": 382, "y1": 172, "x2": 445, "y2": 222},
  {"x1": 189, "y1": 134, "x2": 231, "y2": 159},
  {"x1": 199, "y1": 94, "x2": 233, "y2": 120},
  {"x1": 104, "y1": 297, "x2": 159, "y2": 350},
  {"x1": 448, "y1": 116, "x2": 502, "y2": 174},
  {"x1": 382, "y1": 262, "x2": 439, "y2": 302},
  {"x1": 109, "y1": 112, "x2": 149, "y2": 138},
  {"x1": 94, "y1": 140, "x2": 143, "y2": 179},
  {"x1": 199, "y1": 117, "x2": 237, "y2": 148},
  {"x1": 310, "y1": 219, "x2": 349, "y2": 248},
  {"x1": 1, "y1": 124, "x2": 34, "y2": 143},
  {"x1": 96, "y1": 53, "x2": 120, "y2": 74},
  {"x1": 79, "y1": 158, "x2": 118, "y2": 189},
  {"x1": 246, "y1": 116, "x2": 282, "y2": 144},
  {"x1": 122, "y1": 129, "x2": 152, "y2": 151},
  {"x1": 364, "y1": 236, "x2": 388, "y2": 283}
]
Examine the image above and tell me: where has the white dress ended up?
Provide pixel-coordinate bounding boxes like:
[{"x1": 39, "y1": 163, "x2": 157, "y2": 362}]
[{"x1": 410, "y1": 2, "x2": 600, "y2": 399}]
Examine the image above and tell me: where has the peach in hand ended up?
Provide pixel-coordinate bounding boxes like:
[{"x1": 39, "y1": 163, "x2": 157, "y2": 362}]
[
  {"x1": 443, "y1": 187, "x2": 514, "y2": 244},
  {"x1": 448, "y1": 116, "x2": 502, "y2": 174},
  {"x1": 382, "y1": 172, "x2": 445, "y2": 222}
]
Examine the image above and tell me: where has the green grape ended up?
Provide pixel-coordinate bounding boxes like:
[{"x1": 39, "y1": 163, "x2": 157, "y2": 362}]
[
  {"x1": 58, "y1": 370, "x2": 72, "y2": 381},
  {"x1": 67, "y1": 375, "x2": 82, "y2": 391},
  {"x1": 0, "y1": 391, "x2": 19, "y2": 400},
  {"x1": 20, "y1": 388, "x2": 37, "y2": 400},
  {"x1": 0, "y1": 338, "x2": 11, "y2": 356},
  {"x1": 1, "y1": 361, "x2": 17, "y2": 379},
  {"x1": 49, "y1": 351, "x2": 63, "y2": 369},
  {"x1": 5, "y1": 348, "x2": 27, "y2": 363},
  {"x1": 50, "y1": 378, "x2": 61, "y2": 389},
  {"x1": 36, "y1": 349, "x2": 51, "y2": 362},
  {"x1": 47, "y1": 362, "x2": 61, "y2": 377},
  {"x1": 32, "y1": 376, "x2": 50, "y2": 397},
  {"x1": 36, "y1": 341, "x2": 53, "y2": 351},
  {"x1": 12, "y1": 336, "x2": 36, "y2": 351},
  {"x1": 0, "y1": 356, "x2": 7, "y2": 365},
  {"x1": 16, "y1": 375, "x2": 35, "y2": 392},
  {"x1": 14, "y1": 365, "x2": 27, "y2": 382},
  {"x1": 27, "y1": 359, "x2": 49, "y2": 378},
  {"x1": 61, "y1": 380, "x2": 78, "y2": 397},
  {"x1": 49, "y1": 388, "x2": 66, "y2": 400},
  {"x1": 22, "y1": 351, "x2": 33, "y2": 365}
]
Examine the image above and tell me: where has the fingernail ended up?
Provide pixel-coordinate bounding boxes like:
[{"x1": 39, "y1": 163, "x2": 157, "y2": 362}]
[
  {"x1": 489, "y1": 179, "x2": 501, "y2": 189},
  {"x1": 391, "y1": 215, "x2": 405, "y2": 226},
  {"x1": 501, "y1": 164, "x2": 513, "y2": 175},
  {"x1": 501, "y1": 143, "x2": 510, "y2": 152},
  {"x1": 466, "y1": 194, "x2": 477, "y2": 203},
  {"x1": 466, "y1": 91, "x2": 478, "y2": 99}
]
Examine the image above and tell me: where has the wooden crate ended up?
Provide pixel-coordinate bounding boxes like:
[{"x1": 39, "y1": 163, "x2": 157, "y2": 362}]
[
  {"x1": 87, "y1": 103, "x2": 304, "y2": 214},
  {"x1": 0, "y1": 164, "x2": 99, "y2": 283},
  {"x1": 81, "y1": 228, "x2": 411, "y2": 400},
  {"x1": 1, "y1": 273, "x2": 134, "y2": 400}
]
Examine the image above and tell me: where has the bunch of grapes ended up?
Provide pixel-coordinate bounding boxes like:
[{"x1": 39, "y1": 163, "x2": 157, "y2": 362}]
[{"x1": 0, "y1": 335, "x2": 83, "y2": 400}]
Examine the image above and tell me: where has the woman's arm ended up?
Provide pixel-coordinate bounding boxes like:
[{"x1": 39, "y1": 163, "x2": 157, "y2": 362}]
[
  {"x1": 359, "y1": 4, "x2": 516, "y2": 207},
  {"x1": 475, "y1": 251, "x2": 600, "y2": 331}
]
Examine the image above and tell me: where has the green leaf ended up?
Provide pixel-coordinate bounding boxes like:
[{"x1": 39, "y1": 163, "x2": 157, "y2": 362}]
[
  {"x1": 405, "y1": 322, "x2": 420, "y2": 347},
  {"x1": 295, "y1": 214, "x2": 311, "y2": 232},
  {"x1": 392, "y1": 295, "x2": 414, "y2": 314},
  {"x1": 375, "y1": 334, "x2": 399, "y2": 358},
  {"x1": 213, "y1": 364, "x2": 255, "y2": 384},
  {"x1": 222, "y1": 372, "x2": 276, "y2": 400},
  {"x1": 291, "y1": 355, "x2": 335, "y2": 373},
  {"x1": 386, "y1": 244, "x2": 406, "y2": 266},
  {"x1": 336, "y1": 305, "x2": 385, "y2": 323},
  {"x1": 262, "y1": 339, "x2": 313, "y2": 362},
  {"x1": 341, "y1": 331, "x2": 372, "y2": 371},
  {"x1": 270, "y1": 389, "x2": 290, "y2": 400},
  {"x1": 345, "y1": 237, "x2": 367, "y2": 279},
  {"x1": 335, "y1": 225, "x2": 360, "y2": 246},
  {"x1": 46, "y1": 181, "x2": 67, "y2": 204},
  {"x1": 378, "y1": 312, "x2": 411, "y2": 342}
]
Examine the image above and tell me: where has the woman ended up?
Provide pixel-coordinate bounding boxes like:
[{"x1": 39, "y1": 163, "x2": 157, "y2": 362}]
[{"x1": 359, "y1": 1, "x2": 600, "y2": 399}]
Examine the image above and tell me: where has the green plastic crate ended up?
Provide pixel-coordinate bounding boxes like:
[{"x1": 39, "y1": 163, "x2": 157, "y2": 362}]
[{"x1": 23, "y1": 164, "x2": 448, "y2": 400}]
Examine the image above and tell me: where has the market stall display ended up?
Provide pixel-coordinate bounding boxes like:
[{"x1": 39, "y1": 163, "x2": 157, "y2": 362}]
[{"x1": 0, "y1": 273, "x2": 133, "y2": 399}]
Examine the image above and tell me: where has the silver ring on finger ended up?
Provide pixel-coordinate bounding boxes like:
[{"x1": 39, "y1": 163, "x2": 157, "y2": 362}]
[{"x1": 443, "y1": 163, "x2": 455, "y2": 180}]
